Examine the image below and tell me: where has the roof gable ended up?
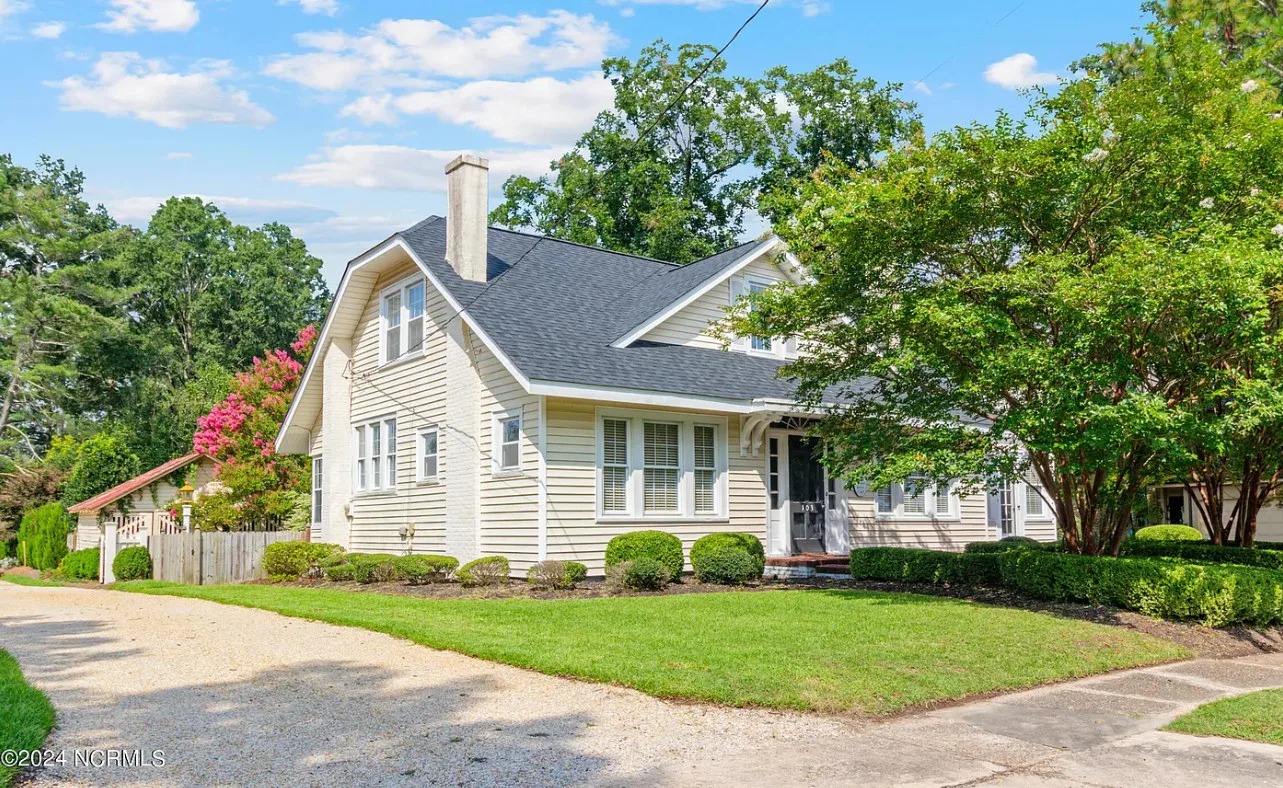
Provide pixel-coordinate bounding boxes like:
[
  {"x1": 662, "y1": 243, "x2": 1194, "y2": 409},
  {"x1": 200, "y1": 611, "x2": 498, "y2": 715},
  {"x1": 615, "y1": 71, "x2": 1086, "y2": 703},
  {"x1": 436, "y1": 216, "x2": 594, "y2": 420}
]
[{"x1": 68, "y1": 453, "x2": 209, "y2": 514}]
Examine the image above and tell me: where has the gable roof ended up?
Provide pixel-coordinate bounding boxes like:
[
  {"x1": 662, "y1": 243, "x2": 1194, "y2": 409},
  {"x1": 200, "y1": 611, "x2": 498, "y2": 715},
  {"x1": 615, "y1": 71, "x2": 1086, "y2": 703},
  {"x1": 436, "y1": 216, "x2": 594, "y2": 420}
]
[{"x1": 68, "y1": 452, "x2": 207, "y2": 514}]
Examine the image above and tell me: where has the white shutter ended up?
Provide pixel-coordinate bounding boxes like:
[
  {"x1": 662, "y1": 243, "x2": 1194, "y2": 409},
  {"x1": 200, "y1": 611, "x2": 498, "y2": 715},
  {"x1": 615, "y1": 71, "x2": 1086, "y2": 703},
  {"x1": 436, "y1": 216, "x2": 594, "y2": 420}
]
[{"x1": 729, "y1": 276, "x2": 748, "y2": 351}]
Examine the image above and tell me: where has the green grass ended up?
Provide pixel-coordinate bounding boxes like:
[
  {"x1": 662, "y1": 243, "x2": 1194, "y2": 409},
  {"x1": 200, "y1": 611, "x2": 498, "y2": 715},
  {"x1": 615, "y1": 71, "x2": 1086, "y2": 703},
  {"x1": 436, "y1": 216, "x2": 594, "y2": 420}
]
[
  {"x1": 0, "y1": 649, "x2": 55, "y2": 787},
  {"x1": 1166, "y1": 689, "x2": 1283, "y2": 746},
  {"x1": 0, "y1": 574, "x2": 62, "y2": 587},
  {"x1": 118, "y1": 582, "x2": 1189, "y2": 714}
]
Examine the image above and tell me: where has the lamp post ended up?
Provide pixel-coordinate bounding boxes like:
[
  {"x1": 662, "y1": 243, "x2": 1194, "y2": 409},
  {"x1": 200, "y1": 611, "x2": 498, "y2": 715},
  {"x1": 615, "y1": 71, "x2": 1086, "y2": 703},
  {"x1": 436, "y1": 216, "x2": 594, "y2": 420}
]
[{"x1": 179, "y1": 483, "x2": 195, "y2": 533}]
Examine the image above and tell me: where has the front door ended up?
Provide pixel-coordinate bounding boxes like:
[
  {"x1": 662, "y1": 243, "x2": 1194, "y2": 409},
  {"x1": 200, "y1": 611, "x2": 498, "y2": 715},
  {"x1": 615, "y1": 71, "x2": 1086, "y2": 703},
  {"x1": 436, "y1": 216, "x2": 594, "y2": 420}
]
[
  {"x1": 988, "y1": 482, "x2": 1025, "y2": 538},
  {"x1": 788, "y1": 435, "x2": 826, "y2": 553}
]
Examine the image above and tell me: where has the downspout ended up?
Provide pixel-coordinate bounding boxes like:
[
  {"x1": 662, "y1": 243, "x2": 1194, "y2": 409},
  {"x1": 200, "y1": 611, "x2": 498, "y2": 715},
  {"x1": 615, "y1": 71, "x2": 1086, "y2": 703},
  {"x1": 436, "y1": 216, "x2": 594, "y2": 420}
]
[{"x1": 537, "y1": 394, "x2": 548, "y2": 561}]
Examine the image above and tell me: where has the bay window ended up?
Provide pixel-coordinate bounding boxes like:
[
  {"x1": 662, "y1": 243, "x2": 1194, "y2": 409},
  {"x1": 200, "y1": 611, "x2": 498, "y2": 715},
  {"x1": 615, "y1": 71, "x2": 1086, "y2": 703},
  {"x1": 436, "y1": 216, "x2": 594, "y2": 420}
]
[{"x1": 597, "y1": 410, "x2": 727, "y2": 519}]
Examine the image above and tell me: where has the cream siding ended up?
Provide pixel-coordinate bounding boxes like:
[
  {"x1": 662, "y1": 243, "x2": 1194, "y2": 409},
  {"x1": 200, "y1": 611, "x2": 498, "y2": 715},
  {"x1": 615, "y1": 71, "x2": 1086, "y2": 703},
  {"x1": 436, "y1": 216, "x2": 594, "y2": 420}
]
[
  {"x1": 639, "y1": 255, "x2": 789, "y2": 348},
  {"x1": 847, "y1": 492, "x2": 1000, "y2": 551},
  {"x1": 344, "y1": 260, "x2": 451, "y2": 557}
]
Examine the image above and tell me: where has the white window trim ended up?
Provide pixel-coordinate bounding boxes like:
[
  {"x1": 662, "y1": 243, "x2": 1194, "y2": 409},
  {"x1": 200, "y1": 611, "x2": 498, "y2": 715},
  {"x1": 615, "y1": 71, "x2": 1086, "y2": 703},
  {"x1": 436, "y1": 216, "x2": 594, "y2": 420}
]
[
  {"x1": 492, "y1": 409, "x2": 523, "y2": 476},
  {"x1": 417, "y1": 426, "x2": 441, "y2": 484},
  {"x1": 595, "y1": 407, "x2": 729, "y2": 522},
  {"x1": 311, "y1": 455, "x2": 323, "y2": 526},
  {"x1": 873, "y1": 475, "x2": 960, "y2": 521},
  {"x1": 1024, "y1": 479, "x2": 1052, "y2": 520},
  {"x1": 353, "y1": 414, "x2": 397, "y2": 495},
  {"x1": 379, "y1": 275, "x2": 427, "y2": 367}
]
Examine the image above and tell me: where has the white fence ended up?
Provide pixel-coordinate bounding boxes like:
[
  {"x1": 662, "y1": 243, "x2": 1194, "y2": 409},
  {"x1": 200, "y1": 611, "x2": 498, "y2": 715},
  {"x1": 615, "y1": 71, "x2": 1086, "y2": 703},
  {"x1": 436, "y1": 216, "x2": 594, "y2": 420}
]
[{"x1": 98, "y1": 512, "x2": 184, "y2": 582}]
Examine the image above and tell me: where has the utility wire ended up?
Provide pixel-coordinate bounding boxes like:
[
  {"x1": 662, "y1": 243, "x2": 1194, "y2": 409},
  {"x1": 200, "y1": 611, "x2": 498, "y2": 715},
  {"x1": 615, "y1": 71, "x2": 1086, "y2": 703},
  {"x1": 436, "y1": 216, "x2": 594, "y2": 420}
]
[
  {"x1": 913, "y1": 0, "x2": 1032, "y2": 88},
  {"x1": 347, "y1": 0, "x2": 773, "y2": 384}
]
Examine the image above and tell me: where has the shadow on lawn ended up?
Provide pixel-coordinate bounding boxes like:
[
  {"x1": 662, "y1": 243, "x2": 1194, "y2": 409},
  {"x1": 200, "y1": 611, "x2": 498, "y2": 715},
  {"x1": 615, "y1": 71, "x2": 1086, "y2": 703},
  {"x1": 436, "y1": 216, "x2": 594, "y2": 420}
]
[{"x1": 0, "y1": 612, "x2": 640, "y2": 786}]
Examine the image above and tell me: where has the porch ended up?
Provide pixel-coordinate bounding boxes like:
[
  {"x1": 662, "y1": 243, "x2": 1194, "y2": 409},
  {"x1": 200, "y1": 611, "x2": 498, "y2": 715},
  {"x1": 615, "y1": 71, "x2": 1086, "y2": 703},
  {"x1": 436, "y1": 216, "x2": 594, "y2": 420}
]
[{"x1": 763, "y1": 552, "x2": 851, "y2": 580}]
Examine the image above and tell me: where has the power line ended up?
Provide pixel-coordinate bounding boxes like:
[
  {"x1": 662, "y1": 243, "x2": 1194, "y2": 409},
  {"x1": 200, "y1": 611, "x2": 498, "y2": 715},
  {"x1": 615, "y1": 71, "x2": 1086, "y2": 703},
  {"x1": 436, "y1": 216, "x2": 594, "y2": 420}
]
[
  {"x1": 347, "y1": 0, "x2": 772, "y2": 382},
  {"x1": 913, "y1": 0, "x2": 1032, "y2": 88}
]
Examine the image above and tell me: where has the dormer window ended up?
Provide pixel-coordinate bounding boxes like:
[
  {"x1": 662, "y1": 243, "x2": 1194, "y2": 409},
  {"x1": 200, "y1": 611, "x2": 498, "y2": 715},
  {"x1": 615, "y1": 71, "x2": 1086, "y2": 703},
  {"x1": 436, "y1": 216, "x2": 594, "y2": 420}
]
[
  {"x1": 381, "y1": 277, "x2": 426, "y2": 364},
  {"x1": 748, "y1": 279, "x2": 772, "y2": 352}
]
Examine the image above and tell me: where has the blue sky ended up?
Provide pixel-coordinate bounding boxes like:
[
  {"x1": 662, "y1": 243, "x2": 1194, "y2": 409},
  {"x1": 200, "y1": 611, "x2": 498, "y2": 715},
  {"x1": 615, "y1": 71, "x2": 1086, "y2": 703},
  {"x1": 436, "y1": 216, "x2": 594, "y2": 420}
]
[{"x1": 1, "y1": 0, "x2": 1150, "y2": 285}]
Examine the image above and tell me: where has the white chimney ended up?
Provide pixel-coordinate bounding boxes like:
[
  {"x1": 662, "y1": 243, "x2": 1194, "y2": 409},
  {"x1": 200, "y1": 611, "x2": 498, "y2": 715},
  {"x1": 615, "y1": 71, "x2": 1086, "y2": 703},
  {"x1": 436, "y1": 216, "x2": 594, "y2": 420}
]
[{"x1": 445, "y1": 153, "x2": 489, "y2": 283}]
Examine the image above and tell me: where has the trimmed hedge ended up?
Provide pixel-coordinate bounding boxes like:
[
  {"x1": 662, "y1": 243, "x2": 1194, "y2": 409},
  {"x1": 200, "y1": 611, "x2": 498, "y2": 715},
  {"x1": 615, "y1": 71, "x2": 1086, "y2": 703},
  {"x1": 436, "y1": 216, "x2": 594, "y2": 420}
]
[
  {"x1": 1134, "y1": 525, "x2": 1204, "y2": 542},
  {"x1": 997, "y1": 549, "x2": 1283, "y2": 627},
  {"x1": 394, "y1": 554, "x2": 459, "y2": 585},
  {"x1": 693, "y1": 547, "x2": 760, "y2": 585},
  {"x1": 1120, "y1": 540, "x2": 1283, "y2": 570},
  {"x1": 112, "y1": 546, "x2": 152, "y2": 581},
  {"x1": 457, "y1": 556, "x2": 510, "y2": 587},
  {"x1": 349, "y1": 554, "x2": 403, "y2": 584},
  {"x1": 964, "y1": 537, "x2": 1055, "y2": 554},
  {"x1": 622, "y1": 557, "x2": 671, "y2": 590},
  {"x1": 690, "y1": 533, "x2": 765, "y2": 577},
  {"x1": 60, "y1": 547, "x2": 99, "y2": 581},
  {"x1": 526, "y1": 560, "x2": 587, "y2": 590},
  {"x1": 605, "y1": 530, "x2": 684, "y2": 578},
  {"x1": 849, "y1": 547, "x2": 1002, "y2": 586},
  {"x1": 322, "y1": 562, "x2": 356, "y2": 581},
  {"x1": 262, "y1": 541, "x2": 345, "y2": 580}
]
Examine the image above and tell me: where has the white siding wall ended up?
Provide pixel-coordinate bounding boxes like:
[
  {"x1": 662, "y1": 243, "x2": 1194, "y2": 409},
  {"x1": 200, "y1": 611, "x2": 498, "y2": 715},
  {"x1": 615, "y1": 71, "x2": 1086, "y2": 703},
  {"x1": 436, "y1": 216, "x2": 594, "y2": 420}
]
[
  {"x1": 344, "y1": 260, "x2": 451, "y2": 557},
  {"x1": 639, "y1": 256, "x2": 787, "y2": 348},
  {"x1": 847, "y1": 491, "x2": 1002, "y2": 551},
  {"x1": 544, "y1": 398, "x2": 766, "y2": 574}
]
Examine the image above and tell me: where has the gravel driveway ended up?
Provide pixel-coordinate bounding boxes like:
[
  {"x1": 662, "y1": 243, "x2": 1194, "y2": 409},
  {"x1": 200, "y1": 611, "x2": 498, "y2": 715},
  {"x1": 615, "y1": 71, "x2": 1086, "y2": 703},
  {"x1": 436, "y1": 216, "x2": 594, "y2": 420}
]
[{"x1": 4, "y1": 583, "x2": 1283, "y2": 787}]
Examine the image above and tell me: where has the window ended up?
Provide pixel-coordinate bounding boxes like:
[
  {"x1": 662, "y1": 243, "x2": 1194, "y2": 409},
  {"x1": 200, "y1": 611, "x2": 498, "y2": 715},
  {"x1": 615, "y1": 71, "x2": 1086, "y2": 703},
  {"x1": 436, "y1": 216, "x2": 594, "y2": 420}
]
[
  {"x1": 496, "y1": 412, "x2": 521, "y2": 472},
  {"x1": 381, "y1": 278, "x2": 426, "y2": 363},
  {"x1": 355, "y1": 417, "x2": 397, "y2": 491},
  {"x1": 418, "y1": 428, "x2": 439, "y2": 481},
  {"x1": 598, "y1": 410, "x2": 727, "y2": 519},
  {"x1": 693, "y1": 425, "x2": 717, "y2": 514},
  {"x1": 876, "y1": 473, "x2": 956, "y2": 519},
  {"x1": 602, "y1": 418, "x2": 630, "y2": 513},
  {"x1": 768, "y1": 438, "x2": 781, "y2": 509},
  {"x1": 311, "y1": 457, "x2": 323, "y2": 525},
  {"x1": 644, "y1": 422, "x2": 680, "y2": 513},
  {"x1": 748, "y1": 279, "x2": 772, "y2": 352},
  {"x1": 1025, "y1": 480, "x2": 1046, "y2": 518}
]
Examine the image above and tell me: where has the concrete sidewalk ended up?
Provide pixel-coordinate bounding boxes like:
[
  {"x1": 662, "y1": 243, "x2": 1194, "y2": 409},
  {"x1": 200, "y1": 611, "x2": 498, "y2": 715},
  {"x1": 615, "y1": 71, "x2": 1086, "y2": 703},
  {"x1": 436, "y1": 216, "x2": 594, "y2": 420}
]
[{"x1": 715, "y1": 653, "x2": 1283, "y2": 787}]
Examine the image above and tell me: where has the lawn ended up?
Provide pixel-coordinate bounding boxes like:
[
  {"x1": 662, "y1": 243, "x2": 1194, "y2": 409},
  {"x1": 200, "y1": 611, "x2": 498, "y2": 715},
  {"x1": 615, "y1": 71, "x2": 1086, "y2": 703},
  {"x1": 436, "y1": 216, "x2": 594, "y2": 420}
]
[
  {"x1": 1165, "y1": 688, "x2": 1283, "y2": 746},
  {"x1": 119, "y1": 583, "x2": 1188, "y2": 714},
  {"x1": 0, "y1": 574, "x2": 63, "y2": 587},
  {"x1": 0, "y1": 649, "x2": 55, "y2": 787}
]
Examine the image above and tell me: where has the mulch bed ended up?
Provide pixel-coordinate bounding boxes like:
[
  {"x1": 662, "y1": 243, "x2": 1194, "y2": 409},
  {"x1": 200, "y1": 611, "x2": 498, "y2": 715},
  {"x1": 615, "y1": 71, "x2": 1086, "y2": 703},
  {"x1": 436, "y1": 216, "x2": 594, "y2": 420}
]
[{"x1": 267, "y1": 574, "x2": 1283, "y2": 659}]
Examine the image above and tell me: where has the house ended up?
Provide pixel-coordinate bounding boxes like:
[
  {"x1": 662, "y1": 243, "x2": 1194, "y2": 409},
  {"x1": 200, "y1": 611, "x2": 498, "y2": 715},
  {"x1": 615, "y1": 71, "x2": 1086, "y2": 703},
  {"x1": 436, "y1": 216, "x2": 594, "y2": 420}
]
[
  {"x1": 68, "y1": 452, "x2": 219, "y2": 577},
  {"x1": 276, "y1": 154, "x2": 1055, "y2": 574},
  {"x1": 1153, "y1": 483, "x2": 1283, "y2": 543}
]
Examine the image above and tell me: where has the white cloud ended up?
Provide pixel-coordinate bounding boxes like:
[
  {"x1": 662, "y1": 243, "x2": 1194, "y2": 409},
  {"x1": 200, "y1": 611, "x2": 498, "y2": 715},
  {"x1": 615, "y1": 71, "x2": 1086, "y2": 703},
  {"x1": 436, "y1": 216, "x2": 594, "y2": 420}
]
[
  {"x1": 601, "y1": 0, "x2": 828, "y2": 14},
  {"x1": 54, "y1": 52, "x2": 274, "y2": 129},
  {"x1": 911, "y1": 81, "x2": 932, "y2": 96},
  {"x1": 343, "y1": 72, "x2": 613, "y2": 146},
  {"x1": 106, "y1": 194, "x2": 336, "y2": 226},
  {"x1": 0, "y1": 0, "x2": 29, "y2": 23},
  {"x1": 264, "y1": 11, "x2": 617, "y2": 91},
  {"x1": 277, "y1": 145, "x2": 560, "y2": 191},
  {"x1": 281, "y1": 0, "x2": 338, "y2": 15},
  {"x1": 31, "y1": 20, "x2": 65, "y2": 38},
  {"x1": 99, "y1": 0, "x2": 198, "y2": 33},
  {"x1": 984, "y1": 53, "x2": 1057, "y2": 90},
  {"x1": 164, "y1": 151, "x2": 192, "y2": 159}
]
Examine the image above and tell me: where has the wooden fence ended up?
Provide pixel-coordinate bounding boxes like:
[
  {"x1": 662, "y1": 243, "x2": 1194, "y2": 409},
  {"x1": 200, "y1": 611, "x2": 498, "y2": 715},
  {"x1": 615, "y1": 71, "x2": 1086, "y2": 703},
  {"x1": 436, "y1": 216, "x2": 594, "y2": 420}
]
[{"x1": 149, "y1": 531, "x2": 304, "y2": 585}]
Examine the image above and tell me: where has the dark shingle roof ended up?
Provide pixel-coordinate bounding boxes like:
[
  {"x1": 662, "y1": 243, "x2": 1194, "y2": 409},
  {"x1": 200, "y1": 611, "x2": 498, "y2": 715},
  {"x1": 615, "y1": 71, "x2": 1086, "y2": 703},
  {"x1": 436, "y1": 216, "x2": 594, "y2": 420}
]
[{"x1": 397, "y1": 218, "x2": 803, "y2": 404}]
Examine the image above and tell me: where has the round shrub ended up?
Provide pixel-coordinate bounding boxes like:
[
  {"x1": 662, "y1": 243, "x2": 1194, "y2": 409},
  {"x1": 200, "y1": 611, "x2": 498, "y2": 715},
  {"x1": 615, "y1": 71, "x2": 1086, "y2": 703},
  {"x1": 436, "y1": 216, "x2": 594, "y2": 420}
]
[
  {"x1": 526, "y1": 560, "x2": 588, "y2": 590},
  {"x1": 262, "y1": 541, "x2": 344, "y2": 580},
  {"x1": 1000, "y1": 535, "x2": 1041, "y2": 546},
  {"x1": 605, "y1": 530, "x2": 683, "y2": 578},
  {"x1": 112, "y1": 546, "x2": 152, "y2": 581},
  {"x1": 349, "y1": 554, "x2": 402, "y2": 584},
  {"x1": 693, "y1": 546, "x2": 759, "y2": 585},
  {"x1": 394, "y1": 554, "x2": 459, "y2": 585},
  {"x1": 16, "y1": 503, "x2": 71, "y2": 570},
  {"x1": 623, "y1": 556, "x2": 672, "y2": 590},
  {"x1": 1134, "y1": 525, "x2": 1204, "y2": 542},
  {"x1": 690, "y1": 533, "x2": 764, "y2": 578},
  {"x1": 60, "y1": 547, "x2": 100, "y2": 581},
  {"x1": 322, "y1": 562, "x2": 355, "y2": 581},
  {"x1": 457, "y1": 556, "x2": 510, "y2": 587}
]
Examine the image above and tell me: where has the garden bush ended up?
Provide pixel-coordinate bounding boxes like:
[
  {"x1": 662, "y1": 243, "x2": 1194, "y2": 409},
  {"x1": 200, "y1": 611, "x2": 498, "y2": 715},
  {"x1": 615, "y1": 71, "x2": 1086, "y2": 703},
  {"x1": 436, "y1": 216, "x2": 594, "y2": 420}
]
[
  {"x1": 16, "y1": 503, "x2": 71, "y2": 570},
  {"x1": 394, "y1": 554, "x2": 459, "y2": 585},
  {"x1": 1120, "y1": 540, "x2": 1283, "y2": 570},
  {"x1": 605, "y1": 530, "x2": 684, "y2": 579},
  {"x1": 349, "y1": 554, "x2": 403, "y2": 584},
  {"x1": 622, "y1": 556, "x2": 672, "y2": 590},
  {"x1": 849, "y1": 547, "x2": 1003, "y2": 586},
  {"x1": 60, "y1": 547, "x2": 99, "y2": 581},
  {"x1": 692, "y1": 546, "x2": 760, "y2": 585},
  {"x1": 1134, "y1": 525, "x2": 1204, "y2": 542},
  {"x1": 526, "y1": 560, "x2": 587, "y2": 590},
  {"x1": 112, "y1": 546, "x2": 152, "y2": 581},
  {"x1": 690, "y1": 533, "x2": 765, "y2": 576},
  {"x1": 997, "y1": 549, "x2": 1283, "y2": 627},
  {"x1": 262, "y1": 541, "x2": 344, "y2": 580},
  {"x1": 322, "y1": 562, "x2": 356, "y2": 581},
  {"x1": 964, "y1": 537, "x2": 1050, "y2": 554},
  {"x1": 457, "y1": 556, "x2": 510, "y2": 587}
]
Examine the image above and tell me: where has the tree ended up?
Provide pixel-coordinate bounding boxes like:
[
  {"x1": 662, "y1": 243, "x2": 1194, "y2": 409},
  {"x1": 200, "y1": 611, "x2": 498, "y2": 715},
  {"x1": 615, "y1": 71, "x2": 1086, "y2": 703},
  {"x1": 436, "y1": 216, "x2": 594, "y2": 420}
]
[
  {"x1": 0, "y1": 155, "x2": 132, "y2": 459},
  {"x1": 16, "y1": 501, "x2": 71, "y2": 570},
  {"x1": 735, "y1": 28, "x2": 1283, "y2": 554},
  {"x1": 60, "y1": 432, "x2": 141, "y2": 508},
  {"x1": 491, "y1": 42, "x2": 919, "y2": 264},
  {"x1": 192, "y1": 325, "x2": 315, "y2": 528}
]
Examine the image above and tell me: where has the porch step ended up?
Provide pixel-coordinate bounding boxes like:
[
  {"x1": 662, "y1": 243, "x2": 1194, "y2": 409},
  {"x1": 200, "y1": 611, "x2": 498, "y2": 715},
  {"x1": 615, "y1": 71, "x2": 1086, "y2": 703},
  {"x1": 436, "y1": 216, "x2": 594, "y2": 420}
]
[{"x1": 765, "y1": 554, "x2": 851, "y2": 575}]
